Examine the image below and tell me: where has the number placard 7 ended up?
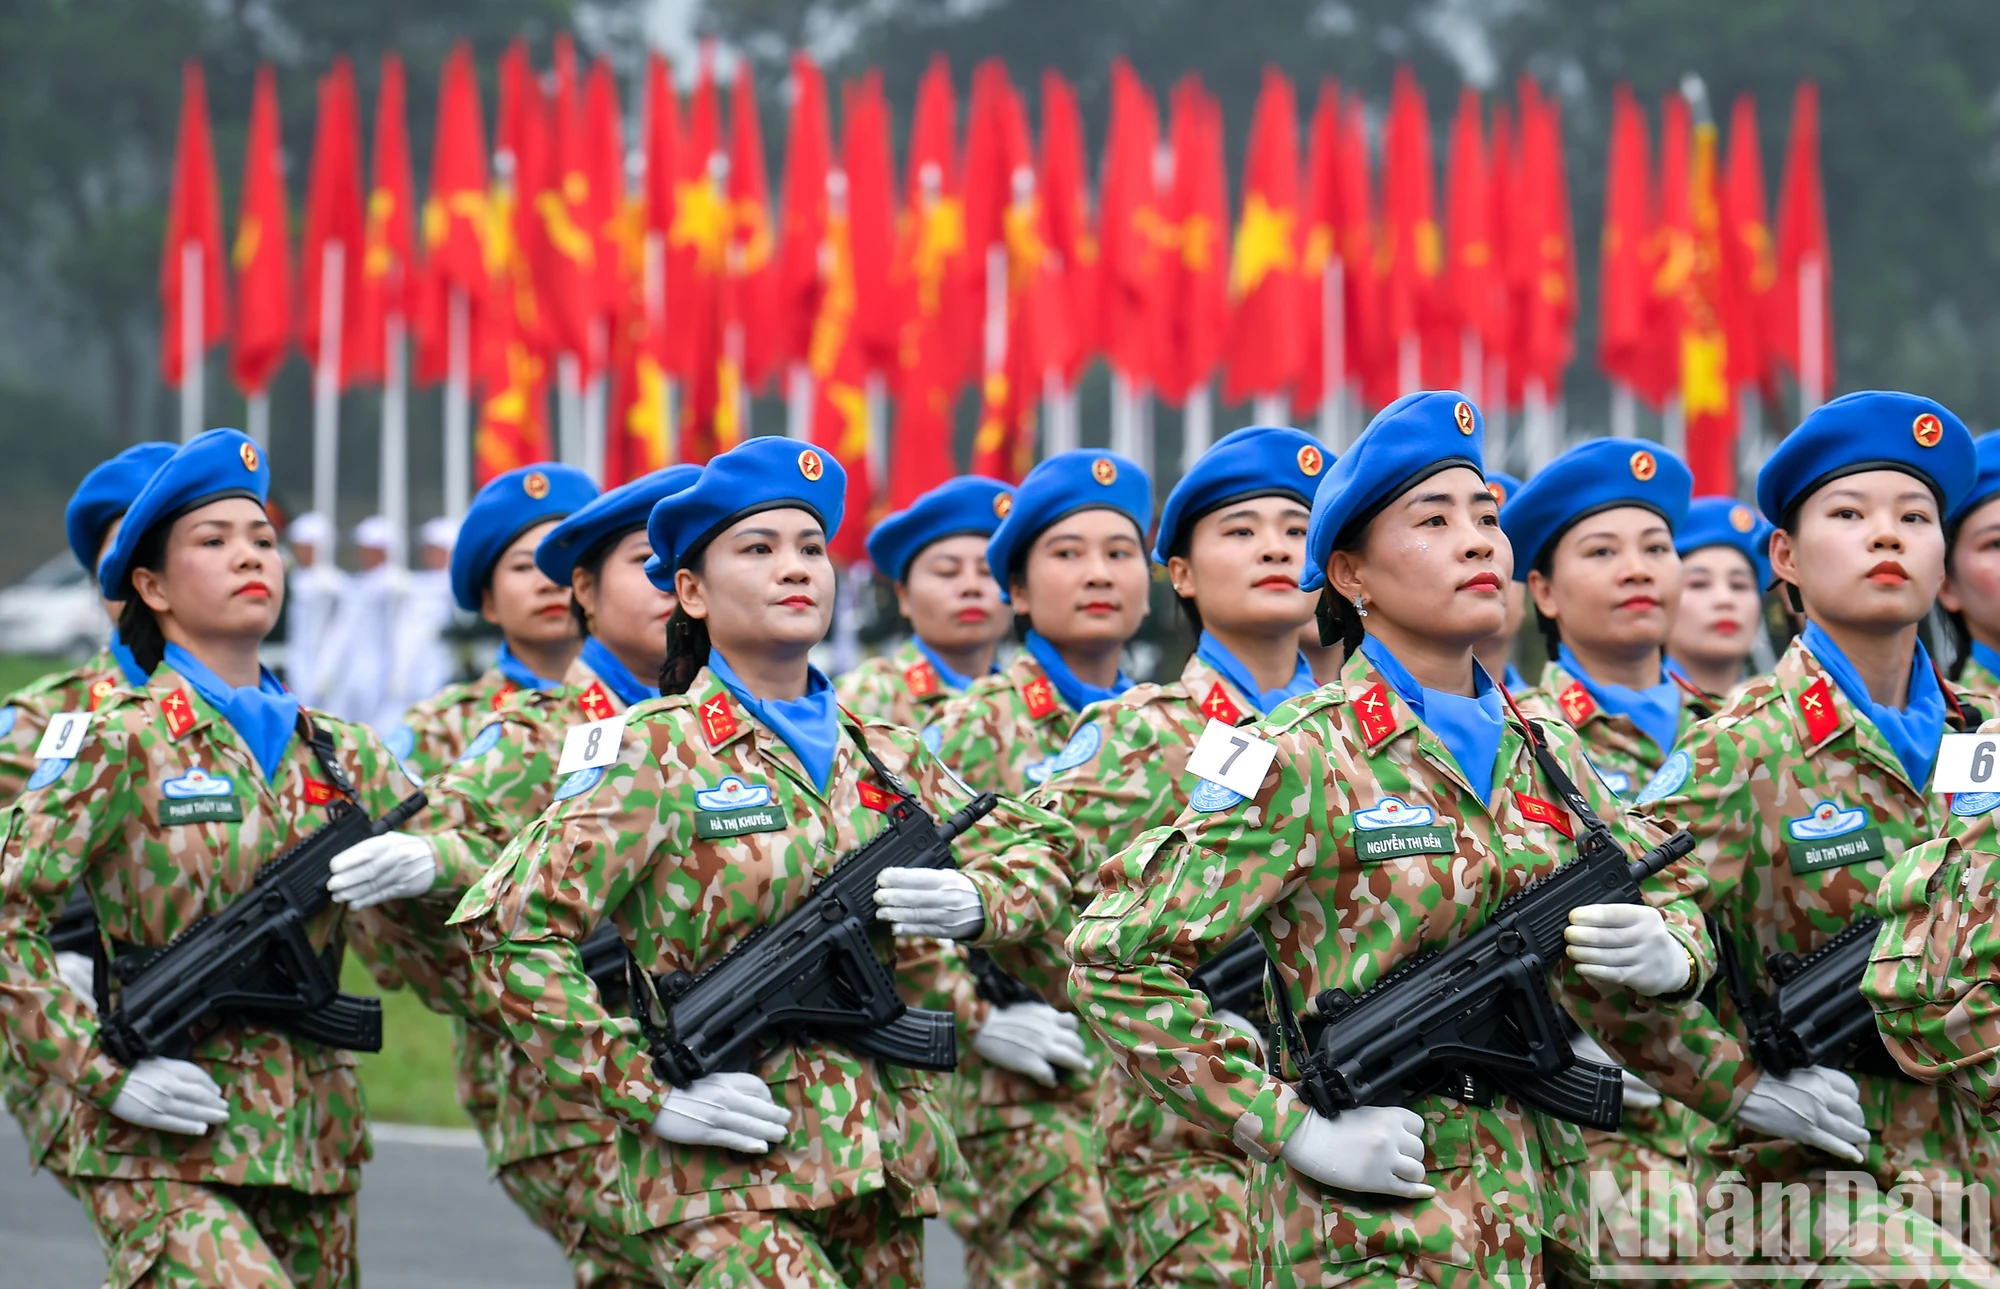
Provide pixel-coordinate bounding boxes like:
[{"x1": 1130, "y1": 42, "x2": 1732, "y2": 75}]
[
  {"x1": 1932, "y1": 733, "x2": 2000, "y2": 793},
  {"x1": 1185, "y1": 718, "x2": 1279, "y2": 799},
  {"x1": 558, "y1": 713, "x2": 629, "y2": 776}
]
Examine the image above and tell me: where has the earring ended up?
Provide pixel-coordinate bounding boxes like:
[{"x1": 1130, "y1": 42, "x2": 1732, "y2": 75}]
[{"x1": 1352, "y1": 593, "x2": 1368, "y2": 618}]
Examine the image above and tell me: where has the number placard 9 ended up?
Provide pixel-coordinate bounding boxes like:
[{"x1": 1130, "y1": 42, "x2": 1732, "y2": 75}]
[
  {"x1": 1932, "y1": 733, "x2": 2000, "y2": 793},
  {"x1": 558, "y1": 713, "x2": 629, "y2": 776},
  {"x1": 1185, "y1": 718, "x2": 1279, "y2": 799}
]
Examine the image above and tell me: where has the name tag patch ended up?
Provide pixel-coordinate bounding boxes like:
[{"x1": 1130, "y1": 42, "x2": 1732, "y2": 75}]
[
  {"x1": 695, "y1": 805, "x2": 787, "y2": 840},
  {"x1": 1351, "y1": 796, "x2": 1455, "y2": 862},
  {"x1": 1787, "y1": 801, "x2": 1883, "y2": 873},
  {"x1": 160, "y1": 796, "x2": 244, "y2": 826}
]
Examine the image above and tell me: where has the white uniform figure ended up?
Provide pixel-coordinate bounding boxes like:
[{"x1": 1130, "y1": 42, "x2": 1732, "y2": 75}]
[
  {"x1": 389, "y1": 516, "x2": 460, "y2": 719},
  {"x1": 321, "y1": 515, "x2": 406, "y2": 729},
  {"x1": 283, "y1": 511, "x2": 347, "y2": 710}
]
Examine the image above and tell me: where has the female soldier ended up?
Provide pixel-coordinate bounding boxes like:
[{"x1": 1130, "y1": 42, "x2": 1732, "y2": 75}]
[
  {"x1": 1474, "y1": 471, "x2": 1527, "y2": 691},
  {"x1": 388, "y1": 463, "x2": 598, "y2": 778},
  {"x1": 1666, "y1": 497, "x2": 1775, "y2": 699},
  {"x1": 837, "y1": 475, "x2": 1014, "y2": 730},
  {"x1": 1030, "y1": 425, "x2": 1323, "y2": 1287},
  {"x1": 0, "y1": 429, "x2": 437, "y2": 1287},
  {"x1": 1631, "y1": 391, "x2": 2000, "y2": 1281},
  {"x1": 1065, "y1": 392, "x2": 1711, "y2": 1289},
  {"x1": 930, "y1": 448, "x2": 1155, "y2": 1289},
  {"x1": 1938, "y1": 431, "x2": 2000, "y2": 701},
  {"x1": 451, "y1": 435, "x2": 1075, "y2": 1286}
]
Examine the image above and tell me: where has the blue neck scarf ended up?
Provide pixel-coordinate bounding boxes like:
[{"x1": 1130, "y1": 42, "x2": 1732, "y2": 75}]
[
  {"x1": 1801, "y1": 622, "x2": 1946, "y2": 789},
  {"x1": 1196, "y1": 631, "x2": 1316, "y2": 716},
  {"x1": 494, "y1": 641, "x2": 563, "y2": 692},
  {"x1": 1557, "y1": 644, "x2": 1683, "y2": 756},
  {"x1": 1504, "y1": 662, "x2": 1526, "y2": 693},
  {"x1": 1023, "y1": 630, "x2": 1130, "y2": 714},
  {"x1": 108, "y1": 630, "x2": 148, "y2": 687},
  {"x1": 164, "y1": 642, "x2": 300, "y2": 783},
  {"x1": 709, "y1": 649, "x2": 841, "y2": 793},
  {"x1": 913, "y1": 638, "x2": 990, "y2": 694},
  {"x1": 1972, "y1": 640, "x2": 2000, "y2": 684},
  {"x1": 580, "y1": 637, "x2": 656, "y2": 708},
  {"x1": 1359, "y1": 636, "x2": 1506, "y2": 805}
]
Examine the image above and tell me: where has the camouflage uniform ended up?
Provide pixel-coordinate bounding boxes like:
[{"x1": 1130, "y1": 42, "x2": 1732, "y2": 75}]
[
  {"x1": 1956, "y1": 653, "x2": 2000, "y2": 712},
  {"x1": 834, "y1": 640, "x2": 960, "y2": 732},
  {"x1": 0, "y1": 664, "x2": 427, "y2": 1288},
  {"x1": 934, "y1": 648, "x2": 1119, "y2": 1288},
  {"x1": 1514, "y1": 659, "x2": 1716, "y2": 1283},
  {"x1": 1623, "y1": 635, "x2": 2000, "y2": 1282},
  {"x1": 1030, "y1": 652, "x2": 1266, "y2": 1287},
  {"x1": 450, "y1": 664, "x2": 1076, "y2": 1287},
  {"x1": 1067, "y1": 647, "x2": 1716, "y2": 1289},
  {"x1": 388, "y1": 664, "x2": 528, "y2": 780}
]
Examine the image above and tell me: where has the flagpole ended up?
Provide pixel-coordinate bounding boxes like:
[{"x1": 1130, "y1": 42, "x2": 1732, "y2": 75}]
[
  {"x1": 865, "y1": 372, "x2": 886, "y2": 494},
  {"x1": 558, "y1": 353, "x2": 583, "y2": 467},
  {"x1": 1110, "y1": 370, "x2": 1131, "y2": 459},
  {"x1": 1799, "y1": 253, "x2": 1824, "y2": 416},
  {"x1": 1135, "y1": 380, "x2": 1154, "y2": 478},
  {"x1": 1252, "y1": 392, "x2": 1285, "y2": 428},
  {"x1": 180, "y1": 242, "x2": 202, "y2": 441},
  {"x1": 1319, "y1": 258, "x2": 1344, "y2": 448},
  {"x1": 312, "y1": 241, "x2": 345, "y2": 526},
  {"x1": 787, "y1": 362, "x2": 812, "y2": 442},
  {"x1": 381, "y1": 314, "x2": 408, "y2": 565},
  {"x1": 1524, "y1": 376, "x2": 1552, "y2": 471},
  {"x1": 584, "y1": 320, "x2": 609, "y2": 483},
  {"x1": 983, "y1": 240, "x2": 1007, "y2": 458},
  {"x1": 644, "y1": 230, "x2": 672, "y2": 466},
  {"x1": 444, "y1": 285, "x2": 470, "y2": 518},
  {"x1": 1610, "y1": 383, "x2": 1637, "y2": 438},
  {"x1": 247, "y1": 394, "x2": 269, "y2": 451},
  {"x1": 1183, "y1": 382, "x2": 1213, "y2": 474},
  {"x1": 1459, "y1": 329, "x2": 1482, "y2": 408},
  {"x1": 1397, "y1": 334, "x2": 1421, "y2": 398},
  {"x1": 1663, "y1": 394, "x2": 1686, "y2": 460}
]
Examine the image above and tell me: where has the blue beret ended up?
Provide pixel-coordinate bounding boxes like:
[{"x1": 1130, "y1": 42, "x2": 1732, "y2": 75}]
[
  {"x1": 646, "y1": 438, "x2": 848, "y2": 586},
  {"x1": 537, "y1": 463, "x2": 702, "y2": 587},
  {"x1": 1302, "y1": 392, "x2": 1486, "y2": 593},
  {"x1": 1500, "y1": 438, "x2": 1693, "y2": 582},
  {"x1": 866, "y1": 476, "x2": 1014, "y2": 582},
  {"x1": 66, "y1": 442, "x2": 177, "y2": 574},
  {"x1": 1676, "y1": 496, "x2": 1775, "y2": 588},
  {"x1": 450, "y1": 464, "x2": 599, "y2": 611},
  {"x1": 986, "y1": 450, "x2": 1153, "y2": 602},
  {"x1": 1949, "y1": 430, "x2": 2000, "y2": 532},
  {"x1": 99, "y1": 429, "x2": 269, "y2": 600},
  {"x1": 1756, "y1": 390, "x2": 1975, "y2": 526},
  {"x1": 1485, "y1": 471, "x2": 1524, "y2": 511},
  {"x1": 1152, "y1": 426, "x2": 1329, "y2": 564}
]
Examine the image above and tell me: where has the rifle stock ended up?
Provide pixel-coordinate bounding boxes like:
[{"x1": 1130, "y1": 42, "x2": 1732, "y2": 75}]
[{"x1": 1723, "y1": 915, "x2": 1888, "y2": 1077}]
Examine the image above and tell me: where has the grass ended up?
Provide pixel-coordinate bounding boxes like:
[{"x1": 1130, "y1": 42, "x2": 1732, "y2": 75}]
[
  {"x1": 340, "y1": 957, "x2": 473, "y2": 1128},
  {"x1": 0, "y1": 654, "x2": 70, "y2": 696}
]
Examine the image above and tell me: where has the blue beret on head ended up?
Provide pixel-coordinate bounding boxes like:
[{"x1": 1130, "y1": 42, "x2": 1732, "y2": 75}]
[
  {"x1": 1677, "y1": 496, "x2": 1776, "y2": 588},
  {"x1": 450, "y1": 464, "x2": 599, "y2": 611},
  {"x1": 537, "y1": 463, "x2": 702, "y2": 587},
  {"x1": 99, "y1": 429, "x2": 269, "y2": 600},
  {"x1": 1500, "y1": 438, "x2": 1693, "y2": 582},
  {"x1": 1948, "y1": 430, "x2": 2000, "y2": 533},
  {"x1": 866, "y1": 476, "x2": 1014, "y2": 582},
  {"x1": 985, "y1": 450, "x2": 1152, "y2": 603},
  {"x1": 66, "y1": 442, "x2": 177, "y2": 574},
  {"x1": 1152, "y1": 426, "x2": 1330, "y2": 564},
  {"x1": 1301, "y1": 392, "x2": 1486, "y2": 593},
  {"x1": 1484, "y1": 471, "x2": 1524, "y2": 511},
  {"x1": 1756, "y1": 390, "x2": 1975, "y2": 526},
  {"x1": 646, "y1": 438, "x2": 848, "y2": 587}
]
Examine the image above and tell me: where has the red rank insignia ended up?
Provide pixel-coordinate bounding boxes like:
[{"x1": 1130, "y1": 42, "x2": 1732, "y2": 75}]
[
  {"x1": 858, "y1": 782, "x2": 893, "y2": 812},
  {"x1": 490, "y1": 682, "x2": 519, "y2": 712},
  {"x1": 1798, "y1": 677, "x2": 1839, "y2": 744},
  {"x1": 577, "y1": 682, "x2": 614, "y2": 721},
  {"x1": 160, "y1": 688, "x2": 196, "y2": 741},
  {"x1": 1354, "y1": 682, "x2": 1397, "y2": 747},
  {"x1": 1022, "y1": 675, "x2": 1058, "y2": 720},
  {"x1": 303, "y1": 778, "x2": 340, "y2": 806},
  {"x1": 904, "y1": 661, "x2": 940, "y2": 699},
  {"x1": 1515, "y1": 792, "x2": 1574, "y2": 839},
  {"x1": 1200, "y1": 682, "x2": 1243, "y2": 726},
  {"x1": 698, "y1": 693, "x2": 738, "y2": 746},
  {"x1": 1558, "y1": 682, "x2": 1596, "y2": 725},
  {"x1": 88, "y1": 675, "x2": 115, "y2": 711}
]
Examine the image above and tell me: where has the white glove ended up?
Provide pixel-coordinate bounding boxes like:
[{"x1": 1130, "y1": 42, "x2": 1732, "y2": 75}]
[
  {"x1": 1214, "y1": 1008, "x2": 1267, "y2": 1062},
  {"x1": 1569, "y1": 1029, "x2": 1661, "y2": 1110},
  {"x1": 874, "y1": 867, "x2": 985, "y2": 939},
  {"x1": 1735, "y1": 1066, "x2": 1869, "y2": 1163},
  {"x1": 650, "y1": 1072, "x2": 791, "y2": 1154},
  {"x1": 55, "y1": 950, "x2": 96, "y2": 1014},
  {"x1": 108, "y1": 1058, "x2": 229, "y2": 1136},
  {"x1": 1565, "y1": 903, "x2": 1691, "y2": 996},
  {"x1": 971, "y1": 1001, "x2": 1090, "y2": 1086},
  {"x1": 327, "y1": 833, "x2": 439, "y2": 909},
  {"x1": 1278, "y1": 1106, "x2": 1434, "y2": 1199}
]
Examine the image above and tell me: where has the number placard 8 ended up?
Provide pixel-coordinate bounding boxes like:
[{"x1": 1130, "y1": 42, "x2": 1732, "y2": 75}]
[
  {"x1": 1932, "y1": 733, "x2": 2000, "y2": 793},
  {"x1": 558, "y1": 713, "x2": 629, "y2": 776}
]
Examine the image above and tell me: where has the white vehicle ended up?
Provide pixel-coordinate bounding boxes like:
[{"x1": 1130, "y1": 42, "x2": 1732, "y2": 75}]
[{"x1": 0, "y1": 554, "x2": 109, "y2": 660}]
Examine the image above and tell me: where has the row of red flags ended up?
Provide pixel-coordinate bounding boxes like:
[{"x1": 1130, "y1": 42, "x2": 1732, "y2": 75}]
[{"x1": 160, "y1": 45, "x2": 1832, "y2": 553}]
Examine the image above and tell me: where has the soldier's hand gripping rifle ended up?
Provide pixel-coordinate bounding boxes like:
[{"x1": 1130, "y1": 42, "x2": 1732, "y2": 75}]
[
  {"x1": 632, "y1": 789, "x2": 999, "y2": 1086},
  {"x1": 97, "y1": 792, "x2": 429, "y2": 1065},
  {"x1": 1716, "y1": 915, "x2": 1890, "y2": 1077}
]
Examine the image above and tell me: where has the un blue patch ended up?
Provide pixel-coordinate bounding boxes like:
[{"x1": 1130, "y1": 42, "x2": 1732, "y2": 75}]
[
  {"x1": 554, "y1": 765, "x2": 605, "y2": 802},
  {"x1": 27, "y1": 757, "x2": 70, "y2": 792},
  {"x1": 0, "y1": 706, "x2": 17, "y2": 740},
  {"x1": 458, "y1": 723, "x2": 504, "y2": 764},
  {"x1": 1635, "y1": 749, "x2": 1692, "y2": 805},
  {"x1": 1953, "y1": 791, "x2": 2000, "y2": 817},
  {"x1": 920, "y1": 723, "x2": 942, "y2": 755},
  {"x1": 1189, "y1": 777, "x2": 1245, "y2": 813},
  {"x1": 385, "y1": 725, "x2": 417, "y2": 761}
]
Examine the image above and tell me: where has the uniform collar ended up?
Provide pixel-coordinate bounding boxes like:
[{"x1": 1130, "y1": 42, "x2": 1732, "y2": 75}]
[
  {"x1": 908, "y1": 637, "x2": 990, "y2": 695},
  {"x1": 579, "y1": 637, "x2": 655, "y2": 708},
  {"x1": 563, "y1": 652, "x2": 628, "y2": 722},
  {"x1": 1797, "y1": 622, "x2": 1944, "y2": 790},
  {"x1": 682, "y1": 664, "x2": 858, "y2": 801},
  {"x1": 1022, "y1": 630, "x2": 1129, "y2": 714},
  {"x1": 1178, "y1": 652, "x2": 1258, "y2": 726},
  {"x1": 1337, "y1": 646, "x2": 1514, "y2": 809},
  {"x1": 1005, "y1": 650, "x2": 1069, "y2": 726},
  {"x1": 1773, "y1": 634, "x2": 1904, "y2": 778},
  {"x1": 1193, "y1": 630, "x2": 1315, "y2": 716}
]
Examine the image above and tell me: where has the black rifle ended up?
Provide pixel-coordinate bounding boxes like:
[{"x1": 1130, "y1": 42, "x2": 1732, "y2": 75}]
[
  {"x1": 967, "y1": 947, "x2": 1041, "y2": 1007},
  {"x1": 579, "y1": 921, "x2": 632, "y2": 1010},
  {"x1": 1287, "y1": 722, "x2": 1696, "y2": 1132},
  {"x1": 632, "y1": 784, "x2": 998, "y2": 1087},
  {"x1": 1189, "y1": 934, "x2": 1271, "y2": 1017},
  {"x1": 98, "y1": 790, "x2": 428, "y2": 1064},
  {"x1": 1715, "y1": 915, "x2": 1891, "y2": 1077},
  {"x1": 49, "y1": 888, "x2": 98, "y2": 956}
]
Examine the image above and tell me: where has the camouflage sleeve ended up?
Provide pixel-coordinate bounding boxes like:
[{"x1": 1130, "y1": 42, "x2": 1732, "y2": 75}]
[
  {"x1": 906, "y1": 745, "x2": 1076, "y2": 948},
  {"x1": 893, "y1": 937, "x2": 989, "y2": 1044},
  {"x1": 1865, "y1": 830, "x2": 2000, "y2": 1111},
  {"x1": 834, "y1": 659, "x2": 901, "y2": 726},
  {"x1": 0, "y1": 688, "x2": 54, "y2": 807},
  {"x1": 414, "y1": 708, "x2": 562, "y2": 891},
  {"x1": 1065, "y1": 728, "x2": 1324, "y2": 1165},
  {"x1": 0, "y1": 720, "x2": 135, "y2": 1108},
  {"x1": 931, "y1": 689, "x2": 1010, "y2": 797},
  {"x1": 1030, "y1": 701, "x2": 1172, "y2": 890}
]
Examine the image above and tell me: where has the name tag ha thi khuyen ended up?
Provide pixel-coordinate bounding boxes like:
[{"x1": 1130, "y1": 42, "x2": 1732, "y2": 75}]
[
  {"x1": 557, "y1": 713, "x2": 628, "y2": 776},
  {"x1": 1185, "y1": 719, "x2": 1278, "y2": 800}
]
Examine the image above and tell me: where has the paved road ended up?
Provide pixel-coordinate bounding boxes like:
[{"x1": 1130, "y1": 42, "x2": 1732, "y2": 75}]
[{"x1": 2, "y1": 1120, "x2": 967, "y2": 1287}]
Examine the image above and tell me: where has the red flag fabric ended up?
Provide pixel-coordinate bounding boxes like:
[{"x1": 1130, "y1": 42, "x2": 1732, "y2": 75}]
[
  {"x1": 1040, "y1": 71, "x2": 1097, "y2": 385},
  {"x1": 668, "y1": 50, "x2": 733, "y2": 463},
  {"x1": 605, "y1": 313, "x2": 670, "y2": 486},
  {"x1": 967, "y1": 62, "x2": 1054, "y2": 482},
  {"x1": 1381, "y1": 66, "x2": 1441, "y2": 395},
  {"x1": 1771, "y1": 81, "x2": 1832, "y2": 393},
  {"x1": 1297, "y1": 81, "x2": 1342, "y2": 413},
  {"x1": 777, "y1": 52, "x2": 834, "y2": 378},
  {"x1": 887, "y1": 56, "x2": 966, "y2": 508},
  {"x1": 414, "y1": 42, "x2": 488, "y2": 386},
  {"x1": 1336, "y1": 94, "x2": 1388, "y2": 409},
  {"x1": 230, "y1": 64, "x2": 290, "y2": 395},
  {"x1": 1598, "y1": 85, "x2": 1651, "y2": 393},
  {"x1": 1518, "y1": 79, "x2": 1576, "y2": 397},
  {"x1": 531, "y1": 36, "x2": 599, "y2": 363},
  {"x1": 1444, "y1": 87, "x2": 1496, "y2": 393},
  {"x1": 586, "y1": 60, "x2": 632, "y2": 325},
  {"x1": 1098, "y1": 61, "x2": 1162, "y2": 386},
  {"x1": 1683, "y1": 115, "x2": 1737, "y2": 495},
  {"x1": 727, "y1": 60, "x2": 780, "y2": 394},
  {"x1": 1723, "y1": 93, "x2": 1775, "y2": 395},
  {"x1": 160, "y1": 60, "x2": 229, "y2": 387},
  {"x1": 806, "y1": 159, "x2": 874, "y2": 561},
  {"x1": 608, "y1": 53, "x2": 682, "y2": 483},
  {"x1": 1222, "y1": 67, "x2": 1302, "y2": 405},
  {"x1": 844, "y1": 73, "x2": 898, "y2": 376},
  {"x1": 1157, "y1": 76, "x2": 1227, "y2": 407},
  {"x1": 351, "y1": 54, "x2": 416, "y2": 386},
  {"x1": 300, "y1": 58, "x2": 365, "y2": 389},
  {"x1": 476, "y1": 42, "x2": 553, "y2": 481},
  {"x1": 1641, "y1": 91, "x2": 1691, "y2": 409}
]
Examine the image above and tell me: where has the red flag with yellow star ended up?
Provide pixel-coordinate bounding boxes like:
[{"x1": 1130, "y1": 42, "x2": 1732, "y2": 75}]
[
  {"x1": 1598, "y1": 85, "x2": 1651, "y2": 396},
  {"x1": 230, "y1": 64, "x2": 289, "y2": 396},
  {"x1": 1382, "y1": 66, "x2": 1442, "y2": 394},
  {"x1": 299, "y1": 58, "x2": 364, "y2": 389},
  {"x1": 727, "y1": 60, "x2": 780, "y2": 394},
  {"x1": 1156, "y1": 76, "x2": 1226, "y2": 406},
  {"x1": 667, "y1": 50, "x2": 732, "y2": 463},
  {"x1": 351, "y1": 54, "x2": 415, "y2": 386},
  {"x1": 162, "y1": 59, "x2": 230, "y2": 388},
  {"x1": 1683, "y1": 114, "x2": 1738, "y2": 495},
  {"x1": 888, "y1": 56, "x2": 967, "y2": 507},
  {"x1": 413, "y1": 42, "x2": 487, "y2": 387},
  {"x1": 1222, "y1": 66, "x2": 1301, "y2": 406},
  {"x1": 1040, "y1": 70, "x2": 1097, "y2": 385},
  {"x1": 474, "y1": 42, "x2": 553, "y2": 481},
  {"x1": 1098, "y1": 60, "x2": 1161, "y2": 388}
]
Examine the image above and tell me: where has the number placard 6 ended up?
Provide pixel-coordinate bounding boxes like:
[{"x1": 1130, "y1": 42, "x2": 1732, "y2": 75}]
[
  {"x1": 1932, "y1": 733, "x2": 2000, "y2": 793},
  {"x1": 558, "y1": 713, "x2": 629, "y2": 776}
]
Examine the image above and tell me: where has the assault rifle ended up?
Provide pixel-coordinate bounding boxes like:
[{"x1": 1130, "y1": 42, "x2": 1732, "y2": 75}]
[
  {"x1": 580, "y1": 921, "x2": 632, "y2": 1009},
  {"x1": 1189, "y1": 934, "x2": 1271, "y2": 1018},
  {"x1": 1288, "y1": 720, "x2": 1696, "y2": 1132},
  {"x1": 48, "y1": 888, "x2": 98, "y2": 955},
  {"x1": 98, "y1": 791, "x2": 428, "y2": 1065},
  {"x1": 967, "y1": 947, "x2": 1041, "y2": 1007},
  {"x1": 632, "y1": 789, "x2": 998, "y2": 1086},
  {"x1": 1717, "y1": 915, "x2": 1890, "y2": 1077}
]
